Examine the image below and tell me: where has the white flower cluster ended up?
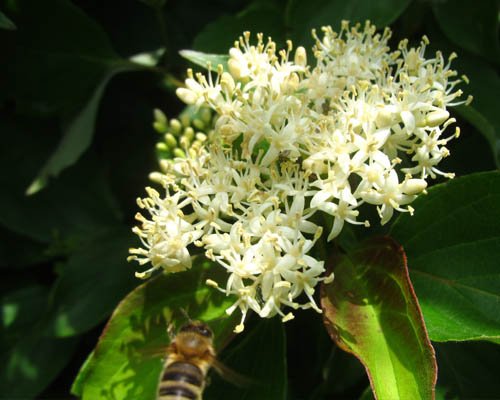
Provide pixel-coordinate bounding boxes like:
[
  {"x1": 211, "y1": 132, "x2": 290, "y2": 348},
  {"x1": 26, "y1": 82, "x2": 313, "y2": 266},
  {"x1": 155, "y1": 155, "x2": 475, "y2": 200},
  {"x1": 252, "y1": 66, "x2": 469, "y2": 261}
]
[{"x1": 129, "y1": 21, "x2": 470, "y2": 332}]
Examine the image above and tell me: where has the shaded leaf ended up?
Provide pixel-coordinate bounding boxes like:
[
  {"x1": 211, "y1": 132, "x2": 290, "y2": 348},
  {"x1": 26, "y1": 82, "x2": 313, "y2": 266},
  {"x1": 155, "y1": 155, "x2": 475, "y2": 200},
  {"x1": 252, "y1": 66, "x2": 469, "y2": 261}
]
[
  {"x1": 179, "y1": 49, "x2": 229, "y2": 73},
  {"x1": 0, "y1": 141, "x2": 122, "y2": 244},
  {"x1": 3, "y1": 0, "x2": 142, "y2": 192},
  {"x1": 75, "y1": 258, "x2": 238, "y2": 400},
  {"x1": 205, "y1": 317, "x2": 287, "y2": 400},
  {"x1": 390, "y1": 171, "x2": 500, "y2": 342},
  {"x1": 425, "y1": 22, "x2": 500, "y2": 167},
  {"x1": 0, "y1": 333, "x2": 79, "y2": 399},
  {"x1": 0, "y1": 10, "x2": 16, "y2": 29},
  {"x1": 1, "y1": 286, "x2": 48, "y2": 335},
  {"x1": 0, "y1": 228, "x2": 47, "y2": 268},
  {"x1": 287, "y1": 0, "x2": 412, "y2": 57},
  {"x1": 0, "y1": 285, "x2": 79, "y2": 399},
  {"x1": 321, "y1": 236, "x2": 437, "y2": 400},
  {"x1": 46, "y1": 226, "x2": 139, "y2": 337},
  {"x1": 434, "y1": 341, "x2": 500, "y2": 399},
  {"x1": 433, "y1": 0, "x2": 500, "y2": 66},
  {"x1": 26, "y1": 67, "x2": 134, "y2": 195},
  {"x1": 192, "y1": 2, "x2": 286, "y2": 54}
]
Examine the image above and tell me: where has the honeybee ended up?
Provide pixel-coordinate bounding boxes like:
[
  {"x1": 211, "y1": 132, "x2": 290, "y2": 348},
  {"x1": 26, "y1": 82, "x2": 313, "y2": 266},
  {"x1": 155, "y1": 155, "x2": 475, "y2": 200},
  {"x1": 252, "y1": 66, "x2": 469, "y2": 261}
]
[{"x1": 158, "y1": 320, "x2": 244, "y2": 400}]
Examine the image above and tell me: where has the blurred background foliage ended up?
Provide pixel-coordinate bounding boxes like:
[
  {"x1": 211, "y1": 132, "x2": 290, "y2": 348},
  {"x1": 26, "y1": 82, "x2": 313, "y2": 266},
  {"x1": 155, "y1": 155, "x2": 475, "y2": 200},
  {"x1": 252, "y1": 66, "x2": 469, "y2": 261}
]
[{"x1": 0, "y1": 0, "x2": 499, "y2": 399}]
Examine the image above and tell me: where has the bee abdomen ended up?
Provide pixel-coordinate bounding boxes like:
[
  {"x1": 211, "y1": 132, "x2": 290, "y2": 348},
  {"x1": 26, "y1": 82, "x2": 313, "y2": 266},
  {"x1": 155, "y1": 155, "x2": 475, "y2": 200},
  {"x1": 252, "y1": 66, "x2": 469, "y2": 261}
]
[{"x1": 158, "y1": 361, "x2": 204, "y2": 400}]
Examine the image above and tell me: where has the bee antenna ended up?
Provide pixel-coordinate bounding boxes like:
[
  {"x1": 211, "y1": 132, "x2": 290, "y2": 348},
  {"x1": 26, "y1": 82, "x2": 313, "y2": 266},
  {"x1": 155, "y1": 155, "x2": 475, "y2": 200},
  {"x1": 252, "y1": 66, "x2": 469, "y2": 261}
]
[{"x1": 179, "y1": 307, "x2": 191, "y2": 322}]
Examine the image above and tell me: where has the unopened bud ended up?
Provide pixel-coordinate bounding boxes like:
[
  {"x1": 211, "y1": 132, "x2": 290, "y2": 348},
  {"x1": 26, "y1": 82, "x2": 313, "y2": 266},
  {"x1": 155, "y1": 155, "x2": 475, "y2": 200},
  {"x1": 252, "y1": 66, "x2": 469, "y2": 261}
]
[
  {"x1": 164, "y1": 133, "x2": 177, "y2": 148},
  {"x1": 294, "y1": 46, "x2": 307, "y2": 67},
  {"x1": 221, "y1": 72, "x2": 235, "y2": 93},
  {"x1": 176, "y1": 88, "x2": 198, "y2": 105},
  {"x1": 169, "y1": 118, "x2": 182, "y2": 134},
  {"x1": 425, "y1": 110, "x2": 449, "y2": 127}
]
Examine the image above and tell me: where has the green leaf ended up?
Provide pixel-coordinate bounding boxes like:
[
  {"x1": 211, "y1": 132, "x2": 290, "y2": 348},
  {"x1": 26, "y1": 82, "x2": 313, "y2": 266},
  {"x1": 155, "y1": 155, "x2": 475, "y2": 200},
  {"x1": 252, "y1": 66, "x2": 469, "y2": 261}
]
[
  {"x1": 205, "y1": 317, "x2": 287, "y2": 400},
  {"x1": 71, "y1": 350, "x2": 95, "y2": 397},
  {"x1": 434, "y1": 341, "x2": 500, "y2": 399},
  {"x1": 46, "y1": 226, "x2": 139, "y2": 337},
  {"x1": 0, "y1": 286, "x2": 79, "y2": 399},
  {"x1": 3, "y1": 0, "x2": 142, "y2": 193},
  {"x1": 0, "y1": 228, "x2": 47, "y2": 268},
  {"x1": 0, "y1": 333, "x2": 79, "y2": 399},
  {"x1": 179, "y1": 49, "x2": 229, "y2": 73},
  {"x1": 454, "y1": 58, "x2": 500, "y2": 167},
  {"x1": 192, "y1": 2, "x2": 287, "y2": 54},
  {"x1": 75, "y1": 258, "x2": 238, "y2": 400},
  {"x1": 321, "y1": 236, "x2": 437, "y2": 400},
  {"x1": 0, "y1": 10, "x2": 16, "y2": 29},
  {"x1": 424, "y1": 23, "x2": 500, "y2": 167},
  {"x1": 390, "y1": 171, "x2": 500, "y2": 342},
  {"x1": 25, "y1": 68, "x2": 132, "y2": 195},
  {"x1": 0, "y1": 142, "x2": 122, "y2": 243},
  {"x1": 287, "y1": 0, "x2": 412, "y2": 56},
  {"x1": 433, "y1": 0, "x2": 500, "y2": 66}
]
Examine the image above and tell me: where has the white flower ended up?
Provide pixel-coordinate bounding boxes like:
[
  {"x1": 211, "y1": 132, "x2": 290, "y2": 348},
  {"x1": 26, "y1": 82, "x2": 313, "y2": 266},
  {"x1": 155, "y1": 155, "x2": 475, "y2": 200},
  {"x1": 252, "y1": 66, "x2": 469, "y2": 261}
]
[{"x1": 131, "y1": 21, "x2": 469, "y2": 330}]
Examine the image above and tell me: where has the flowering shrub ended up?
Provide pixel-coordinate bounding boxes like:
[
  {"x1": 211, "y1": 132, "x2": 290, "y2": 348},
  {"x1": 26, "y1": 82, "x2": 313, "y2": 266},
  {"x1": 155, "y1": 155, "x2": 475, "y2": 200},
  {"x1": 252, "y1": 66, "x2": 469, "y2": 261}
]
[
  {"x1": 4, "y1": 2, "x2": 499, "y2": 399},
  {"x1": 129, "y1": 21, "x2": 470, "y2": 332}
]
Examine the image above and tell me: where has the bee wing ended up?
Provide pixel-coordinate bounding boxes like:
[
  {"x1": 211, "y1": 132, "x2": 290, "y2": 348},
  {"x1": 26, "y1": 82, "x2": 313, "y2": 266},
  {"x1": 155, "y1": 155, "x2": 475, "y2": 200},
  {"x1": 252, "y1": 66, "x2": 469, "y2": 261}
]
[
  {"x1": 209, "y1": 355, "x2": 255, "y2": 387},
  {"x1": 137, "y1": 344, "x2": 170, "y2": 360}
]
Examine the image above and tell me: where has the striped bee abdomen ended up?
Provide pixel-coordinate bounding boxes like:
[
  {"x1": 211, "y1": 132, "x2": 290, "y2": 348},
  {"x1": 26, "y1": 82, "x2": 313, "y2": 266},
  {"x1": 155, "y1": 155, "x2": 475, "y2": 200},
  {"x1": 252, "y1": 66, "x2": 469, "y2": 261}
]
[{"x1": 157, "y1": 361, "x2": 205, "y2": 400}]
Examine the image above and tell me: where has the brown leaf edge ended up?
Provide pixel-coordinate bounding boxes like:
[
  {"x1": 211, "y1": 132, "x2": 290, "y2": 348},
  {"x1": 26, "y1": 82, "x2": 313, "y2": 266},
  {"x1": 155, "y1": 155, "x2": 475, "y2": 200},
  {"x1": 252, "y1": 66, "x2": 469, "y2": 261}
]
[{"x1": 320, "y1": 235, "x2": 438, "y2": 400}]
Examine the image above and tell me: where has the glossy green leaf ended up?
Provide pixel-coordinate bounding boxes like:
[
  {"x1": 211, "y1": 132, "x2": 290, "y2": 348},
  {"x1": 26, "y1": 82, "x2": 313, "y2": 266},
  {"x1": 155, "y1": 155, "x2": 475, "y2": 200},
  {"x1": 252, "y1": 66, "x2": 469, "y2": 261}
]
[
  {"x1": 433, "y1": 0, "x2": 500, "y2": 66},
  {"x1": 179, "y1": 49, "x2": 229, "y2": 73},
  {"x1": 46, "y1": 226, "x2": 139, "y2": 337},
  {"x1": 434, "y1": 341, "x2": 500, "y2": 399},
  {"x1": 287, "y1": 0, "x2": 412, "y2": 56},
  {"x1": 3, "y1": 0, "x2": 142, "y2": 193},
  {"x1": 0, "y1": 10, "x2": 16, "y2": 29},
  {"x1": 391, "y1": 171, "x2": 500, "y2": 342},
  {"x1": 205, "y1": 317, "x2": 287, "y2": 400},
  {"x1": 321, "y1": 237, "x2": 437, "y2": 400},
  {"x1": 74, "y1": 258, "x2": 238, "y2": 400}
]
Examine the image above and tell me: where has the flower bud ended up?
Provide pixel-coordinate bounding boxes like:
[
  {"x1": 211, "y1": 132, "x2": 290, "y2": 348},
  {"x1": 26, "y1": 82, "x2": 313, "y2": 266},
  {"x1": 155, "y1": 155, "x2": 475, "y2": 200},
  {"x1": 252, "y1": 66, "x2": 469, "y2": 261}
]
[
  {"x1": 403, "y1": 179, "x2": 427, "y2": 195},
  {"x1": 221, "y1": 72, "x2": 235, "y2": 93},
  {"x1": 425, "y1": 110, "x2": 449, "y2": 127},
  {"x1": 176, "y1": 88, "x2": 198, "y2": 105},
  {"x1": 294, "y1": 46, "x2": 307, "y2": 67},
  {"x1": 169, "y1": 118, "x2": 182, "y2": 134}
]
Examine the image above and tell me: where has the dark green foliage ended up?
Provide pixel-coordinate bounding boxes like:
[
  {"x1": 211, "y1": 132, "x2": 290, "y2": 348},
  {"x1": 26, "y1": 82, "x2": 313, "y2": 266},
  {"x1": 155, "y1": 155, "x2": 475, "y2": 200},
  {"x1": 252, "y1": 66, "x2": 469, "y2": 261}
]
[{"x1": 1, "y1": 0, "x2": 499, "y2": 399}]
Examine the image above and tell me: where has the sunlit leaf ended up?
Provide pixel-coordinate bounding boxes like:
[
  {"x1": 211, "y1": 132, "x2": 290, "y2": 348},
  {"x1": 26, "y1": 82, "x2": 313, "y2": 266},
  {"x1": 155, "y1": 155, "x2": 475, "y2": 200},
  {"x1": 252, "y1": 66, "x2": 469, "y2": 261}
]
[
  {"x1": 179, "y1": 49, "x2": 229, "y2": 73},
  {"x1": 321, "y1": 237, "x2": 437, "y2": 400},
  {"x1": 391, "y1": 171, "x2": 500, "y2": 342},
  {"x1": 74, "y1": 258, "x2": 238, "y2": 400}
]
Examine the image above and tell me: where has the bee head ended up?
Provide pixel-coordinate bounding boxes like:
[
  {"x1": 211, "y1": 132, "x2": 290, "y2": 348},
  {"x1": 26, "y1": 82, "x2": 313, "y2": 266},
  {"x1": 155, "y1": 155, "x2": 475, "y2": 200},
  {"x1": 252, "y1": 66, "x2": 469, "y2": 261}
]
[{"x1": 179, "y1": 320, "x2": 213, "y2": 338}]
